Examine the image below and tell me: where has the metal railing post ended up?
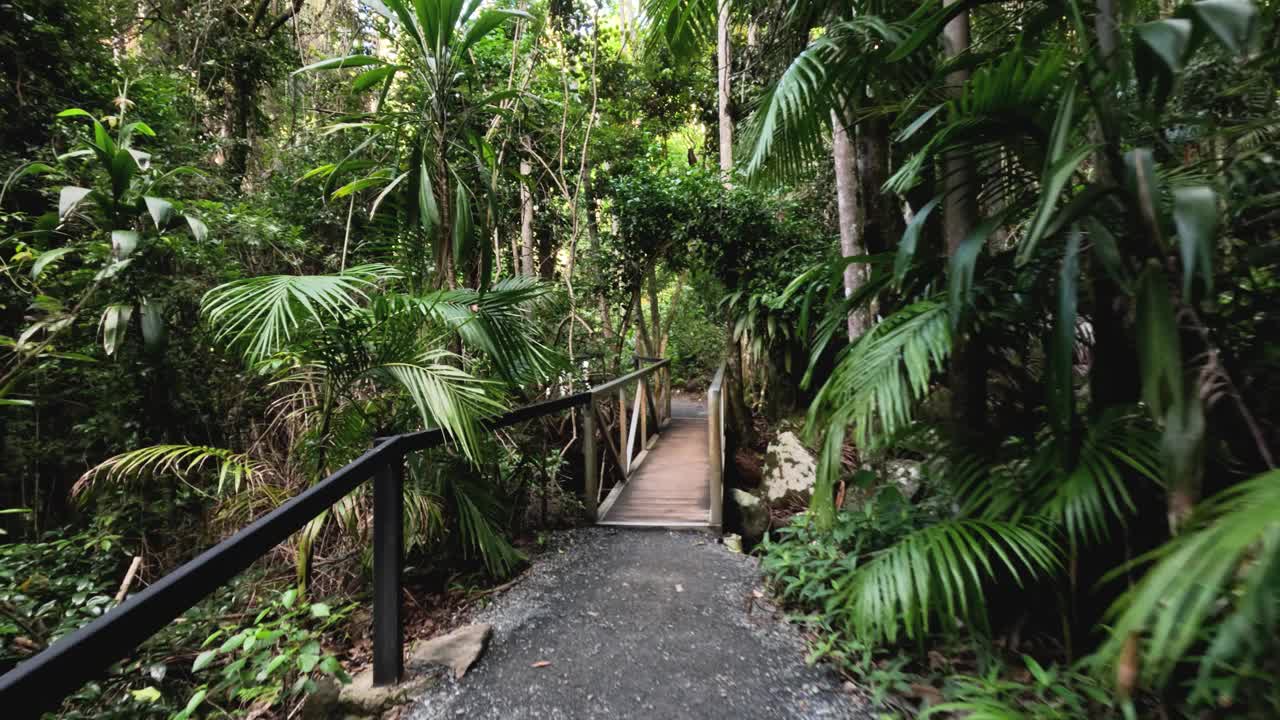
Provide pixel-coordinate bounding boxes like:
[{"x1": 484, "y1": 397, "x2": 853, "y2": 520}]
[
  {"x1": 583, "y1": 402, "x2": 598, "y2": 521},
  {"x1": 372, "y1": 447, "x2": 404, "y2": 686}
]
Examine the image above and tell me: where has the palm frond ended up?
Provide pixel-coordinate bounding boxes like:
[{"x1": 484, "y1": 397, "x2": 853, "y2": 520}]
[
  {"x1": 639, "y1": 0, "x2": 719, "y2": 60},
  {"x1": 833, "y1": 519, "x2": 1060, "y2": 645},
  {"x1": 202, "y1": 264, "x2": 401, "y2": 362},
  {"x1": 1094, "y1": 470, "x2": 1280, "y2": 694},
  {"x1": 1035, "y1": 412, "x2": 1161, "y2": 544},
  {"x1": 75, "y1": 444, "x2": 264, "y2": 497},
  {"x1": 808, "y1": 300, "x2": 951, "y2": 452},
  {"x1": 380, "y1": 354, "x2": 503, "y2": 461}
]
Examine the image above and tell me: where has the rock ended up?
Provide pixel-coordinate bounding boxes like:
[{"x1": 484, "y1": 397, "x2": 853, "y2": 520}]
[
  {"x1": 761, "y1": 431, "x2": 817, "y2": 502},
  {"x1": 881, "y1": 459, "x2": 922, "y2": 500},
  {"x1": 338, "y1": 670, "x2": 430, "y2": 716},
  {"x1": 732, "y1": 489, "x2": 769, "y2": 542},
  {"x1": 300, "y1": 676, "x2": 341, "y2": 719},
  {"x1": 407, "y1": 623, "x2": 493, "y2": 680}
]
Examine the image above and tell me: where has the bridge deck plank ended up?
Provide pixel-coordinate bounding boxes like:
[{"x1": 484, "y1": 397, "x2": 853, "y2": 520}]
[{"x1": 598, "y1": 413, "x2": 711, "y2": 527}]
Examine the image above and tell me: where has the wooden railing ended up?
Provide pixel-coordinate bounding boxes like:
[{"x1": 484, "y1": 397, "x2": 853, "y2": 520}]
[
  {"x1": 0, "y1": 360, "x2": 666, "y2": 718},
  {"x1": 584, "y1": 357, "x2": 671, "y2": 519},
  {"x1": 706, "y1": 363, "x2": 727, "y2": 529}
]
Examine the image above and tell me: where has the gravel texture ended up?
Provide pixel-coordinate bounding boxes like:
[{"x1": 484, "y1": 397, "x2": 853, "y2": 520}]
[{"x1": 406, "y1": 528, "x2": 870, "y2": 720}]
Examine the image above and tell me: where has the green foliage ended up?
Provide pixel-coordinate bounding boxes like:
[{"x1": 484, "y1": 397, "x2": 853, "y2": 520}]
[
  {"x1": 1094, "y1": 470, "x2": 1280, "y2": 709},
  {"x1": 180, "y1": 590, "x2": 352, "y2": 718}
]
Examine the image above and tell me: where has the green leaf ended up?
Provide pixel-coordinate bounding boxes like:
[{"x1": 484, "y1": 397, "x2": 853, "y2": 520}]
[
  {"x1": 130, "y1": 686, "x2": 162, "y2": 703},
  {"x1": 1172, "y1": 186, "x2": 1218, "y2": 298},
  {"x1": 31, "y1": 247, "x2": 74, "y2": 280},
  {"x1": 452, "y1": 181, "x2": 473, "y2": 261},
  {"x1": 185, "y1": 215, "x2": 209, "y2": 242},
  {"x1": 1021, "y1": 143, "x2": 1092, "y2": 265},
  {"x1": 100, "y1": 304, "x2": 134, "y2": 356},
  {"x1": 1135, "y1": 267, "x2": 1183, "y2": 422},
  {"x1": 1084, "y1": 216, "x2": 1130, "y2": 289},
  {"x1": 1134, "y1": 19, "x2": 1191, "y2": 108},
  {"x1": 112, "y1": 230, "x2": 140, "y2": 260},
  {"x1": 56, "y1": 108, "x2": 95, "y2": 119},
  {"x1": 192, "y1": 650, "x2": 217, "y2": 672},
  {"x1": 369, "y1": 170, "x2": 410, "y2": 219},
  {"x1": 140, "y1": 299, "x2": 167, "y2": 352},
  {"x1": 460, "y1": 9, "x2": 532, "y2": 57},
  {"x1": 418, "y1": 161, "x2": 439, "y2": 232},
  {"x1": 331, "y1": 173, "x2": 391, "y2": 199},
  {"x1": 352, "y1": 65, "x2": 400, "y2": 92},
  {"x1": 143, "y1": 196, "x2": 174, "y2": 230},
  {"x1": 309, "y1": 603, "x2": 331, "y2": 618},
  {"x1": 294, "y1": 54, "x2": 386, "y2": 74},
  {"x1": 1125, "y1": 149, "x2": 1164, "y2": 248},
  {"x1": 948, "y1": 215, "x2": 1002, "y2": 328},
  {"x1": 895, "y1": 197, "x2": 939, "y2": 283},
  {"x1": 58, "y1": 186, "x2": 93, "y2": 219},
  {"x1": 219, "y1": 631, "x2": 246, "y2": 653},
  {"x1": 281, "y1": 588, "x2": 298, "y2": 608},
  {"x1": 1189, "y1": 0, "x2": 1257, "y2": 56}
]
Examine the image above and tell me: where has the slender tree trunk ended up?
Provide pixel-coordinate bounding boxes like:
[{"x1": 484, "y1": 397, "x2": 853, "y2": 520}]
[
  {"x1": 942, "y1": 0, "x2": 987, "y2": 450},
  {"x1": 858, "y1": 115, "x2": 902, "y2": 256},
  {"x1": 520, "y1": 155, "x2": 535, "y2": 276},
  {"x1": 434, "y1": 130, "x2": 456, "y2": 289},
  {"x1": 832, "y1": 109, "x2": 871, "y2": 340},
  {"x1": 226, "y1": 69, "x2": 254, "y2": 188},
  {"x1": 717, "y1": 0, "x2": 733, "y2": 173}
]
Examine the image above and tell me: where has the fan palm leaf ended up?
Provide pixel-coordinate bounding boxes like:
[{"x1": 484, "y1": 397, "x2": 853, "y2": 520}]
[{"x1": 202, "y1": 264, "x2": 401, "y2": 362}]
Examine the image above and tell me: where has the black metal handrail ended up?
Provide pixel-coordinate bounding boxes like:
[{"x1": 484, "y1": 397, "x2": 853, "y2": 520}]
[{"x1": 0, "y1": 374, "x2": 653, "y2": 718}]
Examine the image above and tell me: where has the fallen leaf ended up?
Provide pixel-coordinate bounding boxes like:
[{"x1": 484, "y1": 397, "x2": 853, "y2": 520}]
[{"x1": 531, "y1": 660, "x2": 552, "y2": 668}]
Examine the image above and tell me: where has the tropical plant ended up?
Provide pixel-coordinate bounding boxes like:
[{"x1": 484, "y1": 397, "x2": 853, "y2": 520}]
[
  {"x1": 295, "y1": 0, "x2": 532, "y2": 290},
  {"x1": 0, "y1": 102, "x2": 206, "y2": 402}
]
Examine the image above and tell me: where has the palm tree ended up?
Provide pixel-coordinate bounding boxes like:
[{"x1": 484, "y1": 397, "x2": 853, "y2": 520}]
[{"x1": 296, "y1": 0, "x2": 531, "y2": 290}]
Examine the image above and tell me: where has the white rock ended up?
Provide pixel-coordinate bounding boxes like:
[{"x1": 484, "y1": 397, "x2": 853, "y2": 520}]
[{"x1": 761, "y1": 431, "x2": 817, "y2": 501}]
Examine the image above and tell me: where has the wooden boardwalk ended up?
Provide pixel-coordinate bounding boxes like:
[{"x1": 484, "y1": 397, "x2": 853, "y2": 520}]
[{"x1": 597, "y1": 399, "x2": 712, "y2": 527}]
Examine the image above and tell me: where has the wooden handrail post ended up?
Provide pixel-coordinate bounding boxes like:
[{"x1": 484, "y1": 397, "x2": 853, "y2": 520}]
[
  {"x1": 618, "y1": 387, "x2": 629, "y2": 475},
  {"x1": 707, "y1": 369, "x2": 725, "y2": 530},
  {"x1": 583, "y1": 402, "x2": 598, "y2": 521},
  {"x1": 372, "y1": 447, "x2": 405, "y2": 686}
]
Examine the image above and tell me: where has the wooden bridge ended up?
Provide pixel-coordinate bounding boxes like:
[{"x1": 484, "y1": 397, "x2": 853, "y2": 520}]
[
  {"x1": 0, "y1": 357, "x2": 727, "y2": 716},
  {"x1": 585, "y1": 359, "x2": 726, "y2": 529}
]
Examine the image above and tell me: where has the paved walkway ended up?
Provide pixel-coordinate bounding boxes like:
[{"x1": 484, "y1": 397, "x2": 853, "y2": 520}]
[{"x1": 407, "y1": 529, "x2": 869, "y2": 720}]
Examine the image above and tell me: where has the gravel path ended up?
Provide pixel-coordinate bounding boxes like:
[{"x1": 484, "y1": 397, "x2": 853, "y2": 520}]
[{"x1": 406, "y1": 528, "x2": 870, "y2": 720}]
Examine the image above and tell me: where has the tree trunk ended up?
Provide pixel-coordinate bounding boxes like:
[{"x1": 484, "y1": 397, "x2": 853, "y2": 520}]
[
  {"x1": 832, "y1": 109, "x2": 871, "y2": 340},
  {"x1": 520, "y1": 155, "x2": 535, "y2": 276},
  {"x1": 717, "y1": 0, "x2": 733, "y2": 173},
  {"x1": 226, "y1": 68, "x2": 254, "y2": 188},
  {"x1": 942, "y1": 0, "x2": 987, "y2": 450},
  {"x1": 434, "y1": 136, "x2": 455, "y2": 289}
]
